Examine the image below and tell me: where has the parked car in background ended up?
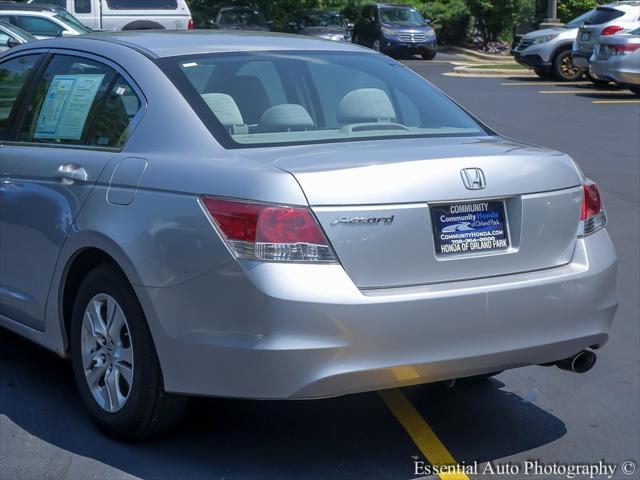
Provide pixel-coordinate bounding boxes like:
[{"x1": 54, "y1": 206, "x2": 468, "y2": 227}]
[
  {"x1": 0, "y1": 19, "x2": 36, "y2": 53},
  {"x1": 352, "y1": 3, "x2": 437, "y2": 60},
  {"x1": 589, "y1": 26, "x2": 640, "y2": 95},
  {"x1": 285, "y1": 10, "x2": 351, "y2": 42},
  {"x1": 205, "y1": 5, "x2": 269, "y2": 31},
  {"x1": 512, "y1": 9, "x2": 595, "y2": 81},
  {"x1": 28, "y1": 0, "x2": 193, "y2": 31},
  {"x1": 0, "y1": 2, "x2": 89, "y2": 38},
  {"x1": 0, "y1": 30, "x2": 617, "y2": 439},
  {"x1": 572, "y1": 2, "x2": 640, "y2": 84}
]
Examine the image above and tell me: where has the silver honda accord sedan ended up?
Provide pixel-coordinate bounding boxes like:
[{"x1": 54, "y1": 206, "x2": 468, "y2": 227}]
[{"x1": 0, "y1": 31, "x2": 618, "y2": 438}]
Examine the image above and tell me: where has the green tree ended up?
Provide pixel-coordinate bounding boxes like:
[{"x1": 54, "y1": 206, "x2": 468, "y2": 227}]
[
  {"x1": 466, "y1": 0, "x2": 525, "y2": 44},
  {"x1": 424, "y1": 0, "x2": 471, "y2": 45}
]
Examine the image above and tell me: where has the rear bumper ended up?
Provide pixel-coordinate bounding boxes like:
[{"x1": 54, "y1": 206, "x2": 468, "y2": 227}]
[
  {"x1": 589, "y1": 57, "x2": 640, "y2": 85},
  {"x1": 571, "y1": 50, "x2": 592, "y2": 69},
  {"x1": 138, "y1": 229, "x2": 618, "y2": 399}
]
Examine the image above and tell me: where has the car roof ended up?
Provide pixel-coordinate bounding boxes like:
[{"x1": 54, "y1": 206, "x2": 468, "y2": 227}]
[
  {"x1": 20, "y1": 30, "x2": 371, "y2": 58},
  {"x1": 0, "y1": 1, "x2": 60, "y2": 12},
  {"x1": 601, "y1": 1, "x2": 640, "y2": 10}
]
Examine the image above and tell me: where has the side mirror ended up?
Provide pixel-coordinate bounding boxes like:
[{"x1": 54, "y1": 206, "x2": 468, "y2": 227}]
[
  {"x1": 288, "y1": 22, "x2": 298, "y2": 30},
  {"x1": 424, "y1": 18, "x2": 432, "y2": 25},
  {"x1": 347, "y1": 22, "x2": 354, "y2": 30},
  {"x1": 7, "y1": 38, "x2": 21, "y2": 48},
  {"x1": 61, "y1": 30, "x2": 74, "y2": 37}
]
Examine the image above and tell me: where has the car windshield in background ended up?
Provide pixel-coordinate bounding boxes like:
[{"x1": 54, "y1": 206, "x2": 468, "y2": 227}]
[
  {"x1": 106, "y1": 0, "x2": 178, "y2": 9},
  {"x1": 564, "y1": 9, "x2": 595, "y2": 28},
  {"x1": 585, "y1": 7, "x2": 625, "y2": 25},
  {"x1": 0, "y1": 21, "x2": 37, "y2": 40},
  {"x1": 162, "y1": 51, "x2": 486, "y2": 148},
  {"x1": 219, "y1": 9, "x2": 266, "y2": 27},
  {"x1": 380, "y1": 7, "x2": 425, "y2": 26},
  {"x1": 300, "y1": 12, "x2": 344, "y2": 28},
  {"x1": 55, "y1": 12, "x2": 90, "y2": 33}
]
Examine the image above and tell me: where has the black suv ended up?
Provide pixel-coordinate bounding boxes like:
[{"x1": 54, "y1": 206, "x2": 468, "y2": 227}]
[{"x1": 352, "y1": 3, "x2": 437, "y2": 60}]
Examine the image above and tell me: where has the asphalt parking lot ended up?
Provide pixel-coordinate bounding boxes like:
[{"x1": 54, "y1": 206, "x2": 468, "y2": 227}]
[{"x1": 1, "y1": 54, "x2": 639, "y2": 480}]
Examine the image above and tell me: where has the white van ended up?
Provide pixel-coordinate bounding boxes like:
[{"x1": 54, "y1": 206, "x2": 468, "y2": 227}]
[{"x1": 28, "y1": 0, "x2": 193, "y2": 31}]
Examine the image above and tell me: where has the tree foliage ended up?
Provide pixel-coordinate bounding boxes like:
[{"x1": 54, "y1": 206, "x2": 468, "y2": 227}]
[{"x1": 465, "y1": 0, "x2": 526, "y2": 44}]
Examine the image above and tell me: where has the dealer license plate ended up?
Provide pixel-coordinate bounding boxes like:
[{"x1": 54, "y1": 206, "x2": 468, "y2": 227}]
[{"x1": 431, "y1": 201, "x2": 510, "y2": 256}]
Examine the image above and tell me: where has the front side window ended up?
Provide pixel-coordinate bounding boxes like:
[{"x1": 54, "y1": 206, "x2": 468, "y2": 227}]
[
  {"x1": 106, "y1": 0, "x2": 178, "y2": 10},
  {"x1": 75, "y1": 0, "x2": 92, "y2": 14},
  {"x1": 0, "y1": 54, "x2": 41, "y2": 139},
  {"x1": 16, "y1": 16, "x2": 64, "y2": 37},
  {"x1": 162, "y1": 52, "x2": 486, "y2": 149},
  {"x1": 380, "y1": 7, "x2": 425, "y2": 26},
  {"x1": 18, "y1": 55, "x2": 141, "y2": 148}
]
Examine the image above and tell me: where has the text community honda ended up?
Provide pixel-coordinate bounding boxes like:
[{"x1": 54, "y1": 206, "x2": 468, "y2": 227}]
[{"x1": 0, "y1": 31, "x2": 617, "y2": 438}]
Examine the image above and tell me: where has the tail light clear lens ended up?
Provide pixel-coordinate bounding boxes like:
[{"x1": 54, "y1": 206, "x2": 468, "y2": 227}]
[
  {"x1": 601, "y1": 25, "x2": 623, "y2": 36},
  {"x1": 579, "y1": 179, "x2": 606, "y2": 237},
  {"x1": 201, "y1": 197, "x2": 337, "y2": 263},
  {"x1": 187, "y1": 18, "x2": 195, "y2": 30}
]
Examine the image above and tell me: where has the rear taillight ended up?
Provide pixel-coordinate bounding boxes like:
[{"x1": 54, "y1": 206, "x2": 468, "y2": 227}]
[
  {"x1": 187, "y1": 18, "x2": 195, "y2": 30},
  {"x1": 601, "y1": 25, "x2": 623, "y2": 36},
  {"x1": 612, "y1": 43, "x2": 640, "y2": 55},
  {"x1": 579, "y1": 179, "x2": 606, "y2": 237},
  {"x1": 201, "y1": 197, "x2": 337, "y2": 263}
]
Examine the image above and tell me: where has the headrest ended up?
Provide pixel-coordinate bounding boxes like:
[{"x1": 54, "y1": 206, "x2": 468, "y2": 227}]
[
  {"x1": 338, "y1": 88, "x2": 396, "y2": 124},
  {"x1": 259, "y1": 104, "x2": 315, "y2": 132}
]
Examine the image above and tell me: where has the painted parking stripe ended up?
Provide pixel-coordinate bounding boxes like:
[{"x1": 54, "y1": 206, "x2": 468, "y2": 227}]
[
  {"x1": 592, "y1": 99, "x2": 640, "y2": 104},
  {"x1": 380, "y1": 389, "x2": 470, "y2": 480},
  {"x1": 501, "y1": 81, "x2": 590, "y2": 86},
  {"x1": 538, "y1": 89, "x2": 628, "y2": 94}
]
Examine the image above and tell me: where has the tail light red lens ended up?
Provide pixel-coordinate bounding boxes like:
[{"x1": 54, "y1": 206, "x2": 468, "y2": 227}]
[
  {"x1": 601, "y1": 25, "x2": 623, "y2": 36},
  {"x1": 579, "y1": 179, "x2": 606, "y2": 236},
  {"x1": 187, "y1": 18, "x2": 195, "y2": 30},
  {"x1": 612, "y1": 44, "x2": 640, "y2": 55},
  {"x1": 201, "y1": 197, "x2": 337, "y2": 263}
]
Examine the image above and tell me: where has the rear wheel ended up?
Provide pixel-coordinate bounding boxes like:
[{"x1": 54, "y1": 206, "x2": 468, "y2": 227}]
[
  {"x1": 70, "y1": 264, "x2": 188, "y2": 439},
  {"x1": 552, "y1": 50, "x2": 583, "y2": 81}
]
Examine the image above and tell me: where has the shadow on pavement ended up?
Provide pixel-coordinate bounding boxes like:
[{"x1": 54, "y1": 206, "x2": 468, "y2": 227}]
[{"x1": 1, "y1": 328, "x2": 565, "y2": 479}]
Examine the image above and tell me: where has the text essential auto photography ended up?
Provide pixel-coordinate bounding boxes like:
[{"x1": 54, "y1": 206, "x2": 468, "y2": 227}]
[{"x1": 0, "y1": 1, "x2": 638, "y2": 480}]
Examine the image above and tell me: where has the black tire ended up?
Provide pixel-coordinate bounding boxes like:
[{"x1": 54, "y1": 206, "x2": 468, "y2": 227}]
[
  {"x1": 534, "y1": 68, "x2": 553, "y2": 80},
  {"x1": 70, "y1": 264, "x2": 188, "y2": 439},
  {"x1": 421, "y1": 50, "x2": 437, "y2": 61},
  {"x1": 552, "y1": 50, "x2": 583, "y2": 81},
  {"x1": 586, "y1": 72, "x2": 610, "y2": 87},
  {"x1": 629, "y1": 85, "x2": 640, "y2": 97}
]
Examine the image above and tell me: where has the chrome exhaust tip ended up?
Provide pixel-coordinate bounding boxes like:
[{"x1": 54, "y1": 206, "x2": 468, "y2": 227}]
[{"x1": 555, "y1": 350, "x2": 597, "y2": 374}]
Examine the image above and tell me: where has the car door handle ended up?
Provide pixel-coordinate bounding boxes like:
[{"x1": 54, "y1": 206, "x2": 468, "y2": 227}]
[{"x1": 56, "y1": 163, "x2": 88, "y2": 184}]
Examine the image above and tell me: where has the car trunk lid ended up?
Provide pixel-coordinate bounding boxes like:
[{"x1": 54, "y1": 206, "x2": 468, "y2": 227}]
[{"x1": 240, "y1": 136, "x2": 583, "y2": 288}]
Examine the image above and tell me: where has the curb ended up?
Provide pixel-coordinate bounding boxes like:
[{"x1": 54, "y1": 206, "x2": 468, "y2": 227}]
[{"x1": 441, "y1": 46, "x2": 513, "y2": 61}]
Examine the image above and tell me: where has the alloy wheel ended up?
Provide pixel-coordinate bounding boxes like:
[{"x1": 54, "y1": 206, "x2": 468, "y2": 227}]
[
  {"x1": 560, "y1": 55, "x2": 579, "y2": 78},
  {"x1": 80, "y1": 294, "x2": 134, "y2": 413}
]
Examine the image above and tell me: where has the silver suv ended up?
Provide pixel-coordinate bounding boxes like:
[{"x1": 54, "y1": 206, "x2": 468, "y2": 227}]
[
  {"x1": 572, "y1": 2, "x2": 640, "y2": 83},
  {"x1": 512, "y1": 9, "x2": 595, "y2": 81}
]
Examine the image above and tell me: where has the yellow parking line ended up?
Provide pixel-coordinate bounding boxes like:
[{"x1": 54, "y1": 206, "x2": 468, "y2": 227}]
[
  {"x1": 538, "y1": 89, "x2": 625, "y2": 94},
  {"x1": 380, "y1": 389, "x2": 470, "y2": 480},
  {"x1": 501, "y1": 81, "x2": 590, "y2": 86},
  {"x1": 592, "y1": 99, "x2": 640, "y2": 104}
]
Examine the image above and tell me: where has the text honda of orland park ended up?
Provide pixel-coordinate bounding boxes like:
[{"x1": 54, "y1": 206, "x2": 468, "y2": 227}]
[{"x1": 0, "y1": 31, "x2": 618, "y2": 438}]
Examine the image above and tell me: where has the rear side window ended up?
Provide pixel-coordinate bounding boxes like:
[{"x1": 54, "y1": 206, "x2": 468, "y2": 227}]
[
  {"x1": 16, "y1": 16, "x2": 64, "y2": 37},
  {"x1": 106, "y1": 0, "x2": 178, "y2": 9},
  {"x1": 585, "y1": 8, "x2": 625, "y2": 25},
  {"x1": 0, "y1": 54, "x2": 41, "y2": 140},
  {"x1": 18, "y1": 55, "x2": 142, "y2": 148}
]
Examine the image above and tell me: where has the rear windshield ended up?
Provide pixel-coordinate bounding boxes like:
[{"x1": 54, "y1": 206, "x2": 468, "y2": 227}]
[
  {"x1": 585, "y1": 7, "x2": 625, "y2": 25},
  {"x1": 564, "y1": 9, "x2": 594, "y2": 28},
  {"x1": 160, "y1": 51, "x2": 487, "y2": 149},
  {"x1": 106, "y1": 0, "x2": 178, "y2": 9}
]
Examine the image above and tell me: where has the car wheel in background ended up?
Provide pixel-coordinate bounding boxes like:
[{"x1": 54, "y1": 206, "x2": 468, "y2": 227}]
[
  {"x1": 552, "y1": 51, "x2": 583, "y2": 81},
  {"x1": 421, "y1": 50, "x2": 437, "y2": 61},
  {"x1": 628, "y1": 86, "x2": 640, "y2": 97},
  {"x1": 586, "y1": 72, "x2": 610, "y2": 87},
  {"x1": 372, "y1": 38, "x2": 382, "y2": 52},
  {"x1": 534, "y1": 68, "x2": 554, "y2": 80},
  {"x1": 70, "y1": 264, "x2": 188, "y2": 439}
]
